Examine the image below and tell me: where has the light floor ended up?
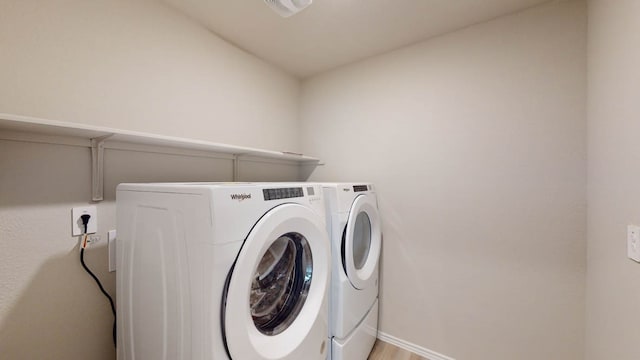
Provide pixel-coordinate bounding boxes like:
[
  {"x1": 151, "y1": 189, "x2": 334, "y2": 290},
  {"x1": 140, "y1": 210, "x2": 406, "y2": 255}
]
[{"x1": 368, "y1": 340, "x2": 426, "y2": 360}]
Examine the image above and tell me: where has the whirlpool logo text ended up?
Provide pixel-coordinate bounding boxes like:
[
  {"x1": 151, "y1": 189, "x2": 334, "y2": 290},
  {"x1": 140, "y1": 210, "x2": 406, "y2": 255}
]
[{"x1": 230, "y1": 193, "x2": 252, "y2": 201}]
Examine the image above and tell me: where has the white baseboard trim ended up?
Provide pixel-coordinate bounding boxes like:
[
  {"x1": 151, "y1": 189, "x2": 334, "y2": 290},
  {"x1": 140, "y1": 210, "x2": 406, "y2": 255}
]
[{"x1": 376, "y1": 331, "x2": 456, "y2": 360}]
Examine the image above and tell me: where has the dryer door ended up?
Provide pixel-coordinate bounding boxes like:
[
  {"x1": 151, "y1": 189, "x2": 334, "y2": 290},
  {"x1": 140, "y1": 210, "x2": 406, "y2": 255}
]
[
  {"x1": 343, "y1": 194, "x2": 382, "y2": 290},
  {"x1": 223, "y1": 203, "x2": 330, "y2": 360}
]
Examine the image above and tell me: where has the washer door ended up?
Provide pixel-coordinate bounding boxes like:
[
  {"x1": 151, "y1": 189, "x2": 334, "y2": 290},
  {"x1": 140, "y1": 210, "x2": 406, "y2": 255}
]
[
  {"x1": 223, "y1": 203, "x2": 330, "y2": 360},
  {"x1": 343, "y1": 194, "x2": 381, "y2": 290}
]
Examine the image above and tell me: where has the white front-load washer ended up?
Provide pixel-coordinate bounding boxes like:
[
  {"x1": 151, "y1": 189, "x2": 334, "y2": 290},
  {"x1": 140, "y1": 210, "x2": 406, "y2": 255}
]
[
  {"x1": 323, "y1": 183, "x2": 382, "y2": 360},
  {"x1": 116, "y1": 182, "x2": 331, "y2": 360}
]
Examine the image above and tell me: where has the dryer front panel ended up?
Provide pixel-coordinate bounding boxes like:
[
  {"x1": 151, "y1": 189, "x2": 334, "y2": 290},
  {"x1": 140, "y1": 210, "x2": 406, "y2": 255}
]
[
  {"x1": 223, "y1": 203, "x2": 330, "y2": 360},
  {"x1": 342, "y1": 194, "x2": 382, "y2": 290}
]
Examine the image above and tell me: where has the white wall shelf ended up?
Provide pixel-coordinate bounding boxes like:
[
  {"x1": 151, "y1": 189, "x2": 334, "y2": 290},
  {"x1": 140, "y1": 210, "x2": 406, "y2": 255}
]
[{"x1": 0, "y1": 113, "x2": 321, "y2": 201}]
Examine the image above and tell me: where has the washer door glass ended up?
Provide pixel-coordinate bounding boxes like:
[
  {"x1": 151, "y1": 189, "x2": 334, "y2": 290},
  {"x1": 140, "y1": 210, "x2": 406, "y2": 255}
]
[
  {"x1": 250, "y1": 232, "x2": 313, "y2": 336},
  {"x1": 352, "y1": 212, "x2": 371, "y2": 270}
]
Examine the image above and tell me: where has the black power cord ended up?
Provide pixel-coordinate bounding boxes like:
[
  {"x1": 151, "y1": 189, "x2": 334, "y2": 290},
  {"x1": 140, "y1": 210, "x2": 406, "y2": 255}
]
[{"x1": 79, "y1": 214, "x2": 117, "y2": 347}]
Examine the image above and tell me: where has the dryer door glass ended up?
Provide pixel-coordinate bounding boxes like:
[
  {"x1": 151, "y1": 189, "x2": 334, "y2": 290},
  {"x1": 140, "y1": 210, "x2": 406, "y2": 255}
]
[
  {"x1": 250, "y1": 232, "x2": 313, "y2": 336},
  {"x1": 352, "y1": 212, "x2": 372, "y2": 270}
]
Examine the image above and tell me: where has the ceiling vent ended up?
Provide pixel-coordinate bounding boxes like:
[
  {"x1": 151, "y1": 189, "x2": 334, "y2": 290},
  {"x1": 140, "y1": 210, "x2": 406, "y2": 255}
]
[{"x1": 264, "y1": 0, "x2": 312, "y2": 18}]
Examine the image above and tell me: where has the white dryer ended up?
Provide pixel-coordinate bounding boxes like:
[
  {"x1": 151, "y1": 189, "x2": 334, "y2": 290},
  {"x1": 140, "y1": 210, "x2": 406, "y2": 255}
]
[
  {"x1": 323, "y1": 183, "x2": 382, "y2": 360},
  {"x1": 116, "y1": 182, "x2": 331, "y2": 360}
]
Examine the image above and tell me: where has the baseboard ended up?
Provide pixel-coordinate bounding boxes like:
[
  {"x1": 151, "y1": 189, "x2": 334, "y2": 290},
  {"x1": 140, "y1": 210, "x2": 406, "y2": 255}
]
[{"x1": 376, "y1": 331, "x2": 456, "y2": 360}]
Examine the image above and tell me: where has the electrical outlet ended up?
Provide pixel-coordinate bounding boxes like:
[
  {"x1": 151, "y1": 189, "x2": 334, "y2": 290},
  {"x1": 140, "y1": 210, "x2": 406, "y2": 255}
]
[
  {"x1": 72, "y1": 206, "x2": 97, "y2": 236},
  {"x1": 627, "y1": 225, "x2": 640, "y2": 262}
]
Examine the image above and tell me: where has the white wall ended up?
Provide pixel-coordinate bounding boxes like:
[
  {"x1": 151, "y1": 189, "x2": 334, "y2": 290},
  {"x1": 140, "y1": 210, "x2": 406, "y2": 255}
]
[
  {"x1": 300, "y1": 1, "x2": 587, "y2": 359},
  {"x1": 586, "y1": 1, "x2": 640, "y2": 359},
  {"x1": 0, "y1": 0, "x2": 301, "y2": 359},
  {"x1": 0, "y1": 0, "x2": 300, "y2": 152}
]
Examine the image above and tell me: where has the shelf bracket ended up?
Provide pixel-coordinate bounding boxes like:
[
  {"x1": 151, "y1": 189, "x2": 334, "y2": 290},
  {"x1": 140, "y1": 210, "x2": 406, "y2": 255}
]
[{"x1": 91, "y1": 134, "x2": 113, "y2": 201}]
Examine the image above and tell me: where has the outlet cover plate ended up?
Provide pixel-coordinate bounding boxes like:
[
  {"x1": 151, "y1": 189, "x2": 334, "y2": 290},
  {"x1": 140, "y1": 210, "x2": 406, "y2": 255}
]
[{"x1": 72, "y1": 206, "x2": 97, "y2": 236}]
